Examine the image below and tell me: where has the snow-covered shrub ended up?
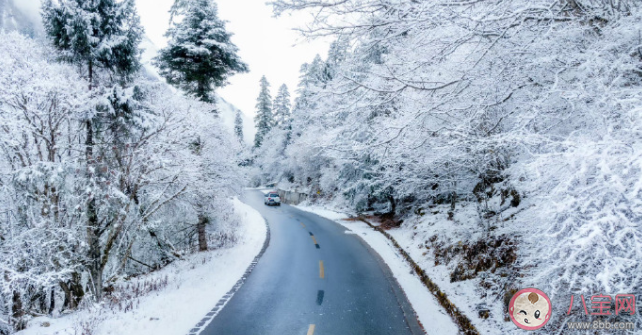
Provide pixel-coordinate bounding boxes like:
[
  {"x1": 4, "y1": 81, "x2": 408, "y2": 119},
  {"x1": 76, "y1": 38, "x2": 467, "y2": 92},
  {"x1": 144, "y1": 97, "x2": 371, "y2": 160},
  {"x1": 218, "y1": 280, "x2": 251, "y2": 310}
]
[{"x1": 0, "y1": 31, "x2": 90, "y2": 328}]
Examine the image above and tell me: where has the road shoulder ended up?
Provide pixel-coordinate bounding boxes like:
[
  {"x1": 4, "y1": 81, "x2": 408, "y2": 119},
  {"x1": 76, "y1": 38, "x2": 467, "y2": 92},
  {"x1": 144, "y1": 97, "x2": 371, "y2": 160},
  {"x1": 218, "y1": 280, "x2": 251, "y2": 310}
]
[{"x1": 295, "y1": 204, "x2": 460, "y2": 335}]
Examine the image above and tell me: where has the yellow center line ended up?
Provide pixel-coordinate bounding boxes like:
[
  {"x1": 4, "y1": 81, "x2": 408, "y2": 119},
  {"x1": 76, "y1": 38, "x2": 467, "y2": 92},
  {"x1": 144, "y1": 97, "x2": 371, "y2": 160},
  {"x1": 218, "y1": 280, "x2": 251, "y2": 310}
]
[
  {"x1": 300, "y1": 222, "x2": 306, "y2": 228},
  {"x1": 307, "y1": 324, "x2": 316, "y2": 335},
  {"x1": 319, "y1": 261, "x2": 325, "y2": 279},
  {"x1": 311, "y1": 235, "x2": 318, "y2": 244}
]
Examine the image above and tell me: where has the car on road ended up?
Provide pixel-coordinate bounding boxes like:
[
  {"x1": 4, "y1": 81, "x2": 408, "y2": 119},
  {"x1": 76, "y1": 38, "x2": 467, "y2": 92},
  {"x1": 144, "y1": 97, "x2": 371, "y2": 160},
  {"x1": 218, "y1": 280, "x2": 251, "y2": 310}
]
[{"x1": 264, "y1": 192, "x2": 281, "y2": 206}]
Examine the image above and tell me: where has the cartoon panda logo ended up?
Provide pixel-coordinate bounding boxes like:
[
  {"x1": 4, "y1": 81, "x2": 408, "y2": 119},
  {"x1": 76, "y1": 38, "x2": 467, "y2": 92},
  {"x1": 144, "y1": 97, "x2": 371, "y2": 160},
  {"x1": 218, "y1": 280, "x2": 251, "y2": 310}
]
[{"x1": 509, "y1": 288, "x2": 552, "y2": 330}]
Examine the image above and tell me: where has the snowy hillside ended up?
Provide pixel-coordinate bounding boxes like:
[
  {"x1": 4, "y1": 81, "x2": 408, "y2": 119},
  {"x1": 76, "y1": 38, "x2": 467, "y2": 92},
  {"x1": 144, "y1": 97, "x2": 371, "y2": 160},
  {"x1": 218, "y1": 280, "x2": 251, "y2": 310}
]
[
  {"x1": 139, "y1": 35, "x2": 162, "y2": 81},
  {"x1": 0, "y1": 0, "x2": 255, "y2": 145},
  {"x1": 217, "y1": 96, "x2": 256, "y2": 145},
  {"x1": 139, "y1": 35, "x2": 256, "y2": 144},
  {"x1": 0, "y1": 1, "x2": 255, "y2": 333},
  {"x1": 0, "y1": 0, "x2": 41, "y2": 35}
]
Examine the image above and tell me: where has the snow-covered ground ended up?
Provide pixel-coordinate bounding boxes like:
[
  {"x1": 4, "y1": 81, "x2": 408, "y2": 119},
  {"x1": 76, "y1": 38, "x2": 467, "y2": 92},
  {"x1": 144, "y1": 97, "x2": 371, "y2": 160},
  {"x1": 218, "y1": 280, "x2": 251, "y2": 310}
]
[
  {"x1": 295, "y1": 204, "x2": 460, "y2": 335},
  {"x1": 17, "y1": 198, "x2": 266, "y2": 335},
  {"x1": 387, "y1": 203, "x2": 515, "y2": 334}
]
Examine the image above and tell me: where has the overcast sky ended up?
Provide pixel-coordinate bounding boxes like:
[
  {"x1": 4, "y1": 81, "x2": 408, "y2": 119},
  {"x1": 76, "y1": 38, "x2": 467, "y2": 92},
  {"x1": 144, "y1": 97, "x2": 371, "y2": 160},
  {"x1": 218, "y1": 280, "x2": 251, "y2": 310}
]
[{"x1": 135, "y1": 0, "x2": 330, "y2": 117}]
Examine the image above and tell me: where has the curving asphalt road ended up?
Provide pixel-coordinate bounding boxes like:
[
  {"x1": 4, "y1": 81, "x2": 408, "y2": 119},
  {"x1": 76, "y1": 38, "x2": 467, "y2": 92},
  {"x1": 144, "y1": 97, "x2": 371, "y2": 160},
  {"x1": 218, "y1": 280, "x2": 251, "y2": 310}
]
[{"x1": 199, "y1": 190, "x2": 424, "y2": 335}]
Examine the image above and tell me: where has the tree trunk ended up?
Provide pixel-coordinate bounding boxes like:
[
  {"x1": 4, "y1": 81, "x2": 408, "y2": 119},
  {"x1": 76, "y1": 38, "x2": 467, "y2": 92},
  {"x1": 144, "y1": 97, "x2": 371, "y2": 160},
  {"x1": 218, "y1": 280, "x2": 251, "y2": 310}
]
[
  {"x1": 49, "y1": 287, "x2": 55, "y2": 315},
  {"x1": 85, "y1": 58, "x2": 104, "y2": 301},
  {"x1": 387, "y1": 194, "x2": 396, "y2": 215},
  {"x1": 197, "y1": 80, "x2": 209, "y2": 102},
  {"x1": 88, "y1": 60, "x2": 93, "y2": 91},
  {"x1": 87, "y1": 206, "x2": 103, "y2": 301},
  {"x1": 86, "y1": 114, "x2": 102, "y2": 301},
  {"x1": 450, "y1": 191, "x2": 457, "y2": 211},
  {"x1": 11, "y1": 291, "x2": 26, "y2": 330},
  {"x1": 197, "y1": 215, "x2": 208, "y2": 252},
  {"x1": 59, "y1": 272, "x2": 84, "y2": 310}
]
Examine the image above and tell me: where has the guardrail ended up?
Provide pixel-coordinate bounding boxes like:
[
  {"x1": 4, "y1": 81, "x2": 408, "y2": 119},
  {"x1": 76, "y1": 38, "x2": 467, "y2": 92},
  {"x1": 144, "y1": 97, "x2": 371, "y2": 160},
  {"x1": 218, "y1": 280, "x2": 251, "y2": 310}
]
[{"x1": 276, "y1": 189, "x2": 308, "y2": 205}]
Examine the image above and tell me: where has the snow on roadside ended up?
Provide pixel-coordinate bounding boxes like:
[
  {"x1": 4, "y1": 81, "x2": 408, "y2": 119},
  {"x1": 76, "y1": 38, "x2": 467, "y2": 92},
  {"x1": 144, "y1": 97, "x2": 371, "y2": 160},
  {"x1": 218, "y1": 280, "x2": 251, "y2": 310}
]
[
  {"x1": 386, "y1": 204, "x2": 513, "y2": 335},
  {"x1": 294, "y1": 204, "x2": 459, "y2": 335},
  {"x1": 17, "y1": 197, "x2": 267, "y2": 335}
]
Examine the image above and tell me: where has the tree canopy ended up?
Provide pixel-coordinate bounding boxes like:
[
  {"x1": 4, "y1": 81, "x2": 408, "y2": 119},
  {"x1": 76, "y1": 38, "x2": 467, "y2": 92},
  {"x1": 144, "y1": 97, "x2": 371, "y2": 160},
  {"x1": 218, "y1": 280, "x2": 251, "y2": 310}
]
[{"x1": 155, "y1": 0, "x2": 248, "y2": 102}]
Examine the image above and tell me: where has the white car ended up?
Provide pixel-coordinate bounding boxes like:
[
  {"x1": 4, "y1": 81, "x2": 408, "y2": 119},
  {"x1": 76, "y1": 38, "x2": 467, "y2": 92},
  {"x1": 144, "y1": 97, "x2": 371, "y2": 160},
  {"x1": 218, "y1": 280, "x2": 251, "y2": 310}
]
[{"x1": 264, "y1": 192, "x2": 281, "y2": 206}]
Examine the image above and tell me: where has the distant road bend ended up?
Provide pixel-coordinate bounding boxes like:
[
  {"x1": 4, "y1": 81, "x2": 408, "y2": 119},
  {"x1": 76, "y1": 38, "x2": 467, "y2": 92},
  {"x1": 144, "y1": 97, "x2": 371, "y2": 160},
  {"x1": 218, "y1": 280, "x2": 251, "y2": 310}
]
[{"x1": 200, "y1": 190, "x2": 424, "y2": 335}]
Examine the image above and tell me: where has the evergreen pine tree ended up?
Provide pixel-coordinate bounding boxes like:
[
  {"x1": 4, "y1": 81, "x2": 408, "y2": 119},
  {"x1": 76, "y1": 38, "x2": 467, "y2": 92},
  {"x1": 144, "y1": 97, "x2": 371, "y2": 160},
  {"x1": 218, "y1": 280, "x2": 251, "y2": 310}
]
[
  {"x1": 156, "y1": 0, "x2": 248, "y2": 250},
  {"x1": 294, "y1": 55, "x2": 326, "y2": 113},
  {"x1": 273, "y1": 84, "x2": 291, "y2": 128},
  {"x1": 294, "y1": 63, "x2": 310, "y2": 113},
  {"x1": 309, "y1": 55, "x2": 328, "y2": 87},
  {"x1": 155, "y1": 0, "x2": 248, "y2": 103},
  {"x1": 290, "y1": 55, "x2": 328, "y2": 137},
  {"x1": 42, "y1": 0, "x2": 144, "y2": 86},
  {"x1": 42, "y1": 0, "x2": 144, "y2": 302},
  {"x1": 254, "y1": 76, "x2": 274, "y2": 148},
  {"x1": 234, "y1": 110, "x2": 244, "y2": 144},
  {"x1": 324, "y1": 38, "x2": 349, "y2": 81}
]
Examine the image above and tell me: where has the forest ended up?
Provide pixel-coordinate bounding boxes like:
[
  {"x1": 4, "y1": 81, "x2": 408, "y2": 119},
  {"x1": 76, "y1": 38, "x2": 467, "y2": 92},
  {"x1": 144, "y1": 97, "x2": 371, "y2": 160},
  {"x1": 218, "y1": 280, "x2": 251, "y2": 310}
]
[
  {"x1": 0, "y1": 0, "x2": 641, "y2": 334},
  {"x1": 250, "y1": 0, "x2": 642, "y2": 331},
  {"x1": 0, "y1": 0, "x2": 246, "y2": 332}
]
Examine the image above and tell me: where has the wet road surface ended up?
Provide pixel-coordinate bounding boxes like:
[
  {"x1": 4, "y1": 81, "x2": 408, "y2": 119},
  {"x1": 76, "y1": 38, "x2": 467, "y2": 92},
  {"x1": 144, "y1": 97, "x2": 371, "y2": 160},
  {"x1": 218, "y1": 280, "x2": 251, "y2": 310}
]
[{"x1": 199, "y1": 190, "x2": 424, "y2": 335}]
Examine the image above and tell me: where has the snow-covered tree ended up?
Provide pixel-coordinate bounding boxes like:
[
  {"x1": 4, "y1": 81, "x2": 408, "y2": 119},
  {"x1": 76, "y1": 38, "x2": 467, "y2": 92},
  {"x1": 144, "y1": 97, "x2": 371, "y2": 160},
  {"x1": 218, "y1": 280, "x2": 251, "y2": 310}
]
[
  {"x1": 272, "y1": 84, "x2": 291, "y2": 128},
  {"x1": 324, "y1": 38, "x2": 349, "y2": 81},
  {"x1": 155, "y1": 0, "x2": 248, "y2": 103},
  {"x1": 234, "y1": 110, "x2": 244, "y2": 144},
  {"x1": 42, "y1": 0, "x2": 143, "y2": 86},
  {"x1": 0, "y1": 30, "x2": 245, "y2": 331},
  {"x1": 290, "y1": 55, "x2": 329, "y2": 133},
  {"x1": 155, "y1": 0, "x2": 248, "y2": 253},
  {"x1": 269, "y1": 0, "x2": 642, "y2": 331},
  {"x1": 0, "y1": 32, "x2": 90, "y2": 329},
  {"x1": 251, "y1": 83, "x2": 295, "y2": 184},
  {"x1": 42, "y1": 0, "x2": 144, "y2": 303},
  {"x1": 253, "y1": 76, "x2": 273, "y2": 148}
]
